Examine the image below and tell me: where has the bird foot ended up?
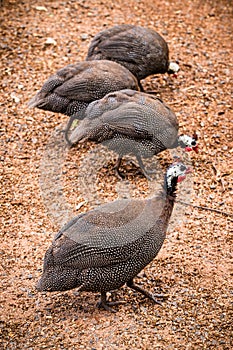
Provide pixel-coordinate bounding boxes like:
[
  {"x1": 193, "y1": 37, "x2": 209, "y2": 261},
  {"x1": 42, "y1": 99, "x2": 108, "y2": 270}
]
[
  {"x1": 113, "y1": 166, "x2": 125, "y2": 180},
  {"x1": 140, "y1": 169, "x2": 153, "y2": 181},
  {"x1": 127, "y1": 280, "x2": 168, "y2": 305},
  {"x1": 96, "y1": 300, "x2": 117, "y2": 313},
  {"x1": 97, "y1": 292, "x2": 126, "y2": 312},
  {"x1": 113, "y1": 158, "x2": 154, "y2": 181},
  {"x1": 112, "y1": 158, "x2": 125, "y2": 180}
]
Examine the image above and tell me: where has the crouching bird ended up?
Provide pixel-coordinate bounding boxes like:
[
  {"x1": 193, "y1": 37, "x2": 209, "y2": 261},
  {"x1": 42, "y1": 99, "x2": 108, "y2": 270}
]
[
  {"x1": 36, "y1": 162, "x2": 191, "y2": 312},
  {"x1": 28, "y1": 60, "x2": 140, "y2": 140},
  {"x1": 68, "y1": 89, "x2": 198, "y2": 179},
  {"x1": 86, "y1": 24, "x2": 180, "y2": 84}
]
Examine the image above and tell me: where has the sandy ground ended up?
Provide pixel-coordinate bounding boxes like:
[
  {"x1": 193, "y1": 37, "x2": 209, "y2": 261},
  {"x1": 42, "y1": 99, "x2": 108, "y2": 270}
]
[{"x1": 0, "y1": 0, "x2": 232, "y2": 349}]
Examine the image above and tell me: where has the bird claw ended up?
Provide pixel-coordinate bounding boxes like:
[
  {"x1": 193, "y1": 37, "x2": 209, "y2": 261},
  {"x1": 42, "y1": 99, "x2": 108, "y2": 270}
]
[
  {"x1": 97, "y1": 292, "x2": 126, "y2": 312},
  {"x1": 96, "y1": 300, "x2": 117, "y2": 313},
  {"x1": 127, "y1": 279, "x2": 168, "y2": 306},
  {"x1": 148, "y1": 293, "x2": 169, "y2": 305},
  {"x1": 114, "y1": 168, "x2": 125, "y2": 180}
]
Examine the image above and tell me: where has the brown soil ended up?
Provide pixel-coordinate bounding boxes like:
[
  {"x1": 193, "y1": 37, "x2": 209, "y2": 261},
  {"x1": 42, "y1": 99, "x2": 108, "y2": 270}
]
[{"x1": 0, "y1": 0, "x2": 232, "y2": 349}]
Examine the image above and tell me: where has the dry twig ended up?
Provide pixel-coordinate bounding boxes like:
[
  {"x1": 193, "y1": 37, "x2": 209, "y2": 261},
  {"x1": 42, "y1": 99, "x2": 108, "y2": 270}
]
[{"x1": 176, "y1": 200, "x2": 233, "y2": 220}]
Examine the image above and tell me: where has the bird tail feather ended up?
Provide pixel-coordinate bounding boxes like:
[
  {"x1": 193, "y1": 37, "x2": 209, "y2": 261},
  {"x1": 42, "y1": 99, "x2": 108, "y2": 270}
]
[
  {"x1": 69, "y1": 124, "x2": 89, "y2": 145},
  {"x1": 28, "y1": 92, "x2": 46, "y2": 108}
]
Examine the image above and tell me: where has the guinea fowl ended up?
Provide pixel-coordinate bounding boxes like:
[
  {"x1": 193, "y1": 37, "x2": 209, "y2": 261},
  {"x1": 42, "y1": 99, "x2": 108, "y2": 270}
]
[
  {"x1": 68, "y1": 89, "x2": 198, "y2": 179},
  {"x1": 28, "y1": 60, "x2": 140, "y2": 139},
  {"x1": 86, "y1": 24, "x2": 179, "y2": 85},
  {"x1": 36, "y1": 162, "x2": 191, "y2": 312}
]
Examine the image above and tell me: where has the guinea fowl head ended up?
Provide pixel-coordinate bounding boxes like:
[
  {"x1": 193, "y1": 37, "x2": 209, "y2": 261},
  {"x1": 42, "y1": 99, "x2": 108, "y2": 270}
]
[
  {"x1": 177, "y1": 134, "x2": 198, "y2": 153},
  {"x1": 167, "y1": 62, "x2": 180, "y2": 77},
  {"x1": 165, "y1": 162, "x2": 192, "y2": 194}
]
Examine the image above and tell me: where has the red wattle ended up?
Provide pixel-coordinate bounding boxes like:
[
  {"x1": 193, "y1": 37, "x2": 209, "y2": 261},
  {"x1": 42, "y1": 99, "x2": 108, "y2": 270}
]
[
  {"x1": 177, "y1": 175, "x2": 186, "y2": 183},
  {"x1": 185, "y1": 146, "x2": 193, "y2": 152}
]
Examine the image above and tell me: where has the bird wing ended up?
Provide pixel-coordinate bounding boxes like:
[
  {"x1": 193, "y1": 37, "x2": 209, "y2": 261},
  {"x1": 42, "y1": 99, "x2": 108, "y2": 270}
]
[
  {"x1": 54, "y1": 64, "x2": 138, "y2": 101},
  {"x1": 52, "y1": 196, "x2": 166, "y2": 269},
  {"x1": 87, "y1": 25, "x2": 166, "y2": 66},
  {"x1": 54, "y1": 76, "x2": 99, "y2": 100},
  {"x1": 87, "y1": 25, "x2": 134, "y2": 56},
  {"x1": 99, "y1": 102, "x2": 177, "y2": 141},
  {"x1": 69, "y1": 98, "x2": 178, "y2": 146},
  {"x1": 95, "y1": 37, "x2": 149, "y2": 65}
]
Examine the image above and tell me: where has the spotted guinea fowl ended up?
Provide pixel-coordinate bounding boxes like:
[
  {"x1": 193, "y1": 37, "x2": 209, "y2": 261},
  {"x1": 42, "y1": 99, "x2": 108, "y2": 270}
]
[
  {"x1": 28, "y1": 60, "x2": 140, "y2": 139},
  {"x1": 86, "y1": 24, "x2": 179, "y2": 85},
  {"x1": 68, "y1": 89, "x2": 198, "y2": 179},
  {"x1": 36, "y1": 162, "x2": 191, "y2": 312}
]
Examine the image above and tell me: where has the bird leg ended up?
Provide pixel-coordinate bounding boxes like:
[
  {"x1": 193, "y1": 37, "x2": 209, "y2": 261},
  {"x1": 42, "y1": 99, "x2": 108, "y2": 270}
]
[
  {"x1": 96, "y1": 291, "x2": 126, "y2": 313},
  {"x1": 136, "y1": 155, "x2": 153, "y2": 181},
  {"x1": 138, "y1": 81, "x2": 145, "y2": 92},
  {"x1": 113, "y1": 156, "x2": 156, "y2": 180},
  {"x1": 126, "y1": 279, "x2": 167, "y2": 305},
  {"x1": 64, "y1": 114, "x2": 79, "y2": 146},
  {"x1": 142, "y1": 167, "x2": 157, "y2": 175},
  {"x1": 113, "y1": 157, "x2": 125, "y2": 180}
]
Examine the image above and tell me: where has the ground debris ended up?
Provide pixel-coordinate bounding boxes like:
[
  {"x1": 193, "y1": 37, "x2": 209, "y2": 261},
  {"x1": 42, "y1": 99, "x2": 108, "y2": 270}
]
[{"x1": 1, "y1": 0, "x2": 232, "y2": 349}]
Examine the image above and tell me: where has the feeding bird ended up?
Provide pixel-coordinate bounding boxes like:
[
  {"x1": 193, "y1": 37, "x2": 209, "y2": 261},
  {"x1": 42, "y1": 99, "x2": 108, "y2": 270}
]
[
  {"x1": 28, "y1": 60, "x2": 140, "y2": 140},
  {"x1": 86, "y1": 24, "x2": 179, "y2": 86},
  {"x1": 36, "y1": 162, "x2": 192, "y2": 312},
  {"x1": 68, "y1": 89, "x2": 198, "y2": 179}
]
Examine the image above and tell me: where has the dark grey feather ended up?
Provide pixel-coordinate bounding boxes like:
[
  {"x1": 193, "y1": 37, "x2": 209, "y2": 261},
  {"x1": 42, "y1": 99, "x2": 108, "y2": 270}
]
[
  {"x1": 28, "y1": 60, "x2": 140, "y2": 117},
  {"x1": 36, "y1": 163, "x2": 190, "y2": 310},
  {"x1": 86, "y1": 24, "x2": 171, "y2": 80}
]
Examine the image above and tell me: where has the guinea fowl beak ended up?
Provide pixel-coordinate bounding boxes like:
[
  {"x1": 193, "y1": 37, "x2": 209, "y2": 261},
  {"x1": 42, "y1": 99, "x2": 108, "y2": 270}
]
[{"x1": 185, "y1": 167, "x2": 192, "y2": 175}]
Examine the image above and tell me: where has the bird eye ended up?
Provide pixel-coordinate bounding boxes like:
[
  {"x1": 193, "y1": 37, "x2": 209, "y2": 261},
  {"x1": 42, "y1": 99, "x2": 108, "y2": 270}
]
[
  {"x1": 191, "y1": 140, "x2": 196, "y2": 146},
  {"x1": 180, "y1": 165, "x2": 186, "y2": 172}
]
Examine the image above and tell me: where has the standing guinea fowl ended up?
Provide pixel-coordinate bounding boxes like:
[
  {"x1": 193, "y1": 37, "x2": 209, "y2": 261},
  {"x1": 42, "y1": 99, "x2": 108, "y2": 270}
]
[
  {"x1": 68, "y1": 89, "x2": 198, "y2": 179},
  {"x1": 36, "y1": 162, "x2": 191, "y2": 312},
  {"x1": 28, "y1": 60, "x2": 140, "y2": 139},
  {"x1": 86, "y1": 24, "x2": 179, "y2": 84}
]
